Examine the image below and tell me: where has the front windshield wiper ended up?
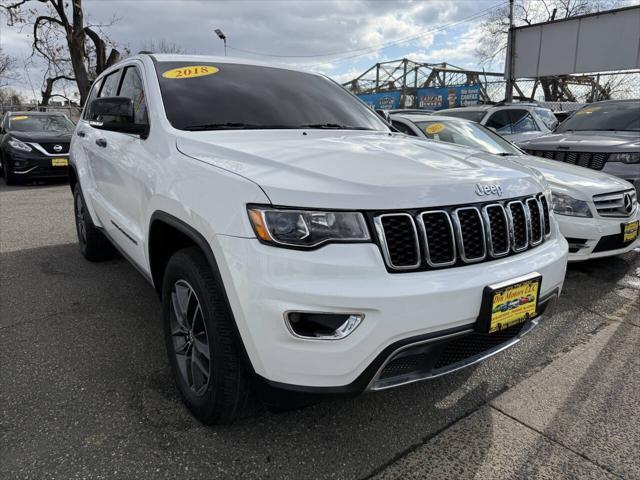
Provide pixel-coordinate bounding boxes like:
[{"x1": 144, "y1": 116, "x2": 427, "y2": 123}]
[
  {"x1": 183, "y1": 122, "x2": 297, "y2": 131},
  {"x1": 299, "y1": 123, "x2": 374, "y2": 130}
]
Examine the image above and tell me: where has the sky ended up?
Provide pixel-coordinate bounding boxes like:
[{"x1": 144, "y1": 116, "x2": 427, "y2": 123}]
[{"x1": 0, "y1": 0, "x2": 514, "y2": 101}]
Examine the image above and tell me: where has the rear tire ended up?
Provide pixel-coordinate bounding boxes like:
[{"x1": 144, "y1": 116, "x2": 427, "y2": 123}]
[
  {"x1": 162, "y1": 247, "x2": 254, "y2": 424},
  {"x1": 73, "y1": 183, "x2": 115, "y2": 261}
]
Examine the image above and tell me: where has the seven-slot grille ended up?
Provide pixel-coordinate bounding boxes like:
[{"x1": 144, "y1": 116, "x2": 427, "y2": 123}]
[
  {"x1": 374, "y1": 194, "x2": 550, "y2": 272},
  {"x1": 592, "y1": 189, "x2": 637, "y2": 218},
  {"x1": 37, "y1": 142, "x2": 70, "y2": 155},
  {"x1": 523, "y1": 149, "x2": 607, "y2": 170}
]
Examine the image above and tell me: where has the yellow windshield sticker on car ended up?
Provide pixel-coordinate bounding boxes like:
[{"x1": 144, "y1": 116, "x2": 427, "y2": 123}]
[
  {"x1": 425, "y1": 123, "x2": 445, "y2": 135},
  {"x1": 11, "y1": 115, "x2": 28, "y2": 120},
  {"x1": 162, "y1": 65, "x2": 219, "y2": 79},
  {"x1": 576, "y1": 106, "x2": 601, "y2": 115}
]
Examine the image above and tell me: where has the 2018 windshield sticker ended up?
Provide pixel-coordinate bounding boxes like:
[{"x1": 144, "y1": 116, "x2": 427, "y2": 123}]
[
  {"x1": 11, "y1": 116, "x2": 28, "y2": 120},
  {"x1": 576, "y1": 106, "x2": 601, "y2": 115},
  {"x1": 162, "y1": 65, "x2": 219, "y2": 79},
  {"x1": 425, "y1": 123, "x2": 445, "y2": 134}
]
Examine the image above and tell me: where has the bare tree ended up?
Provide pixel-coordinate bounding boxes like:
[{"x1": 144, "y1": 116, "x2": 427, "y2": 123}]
[
  {"x1": 1, "y1": 0, "x2": 124, "y2": 105},
  {"x1": 140, "y1": 39, "x2": 187, "y2": 54},
  {"x1": 0, "y1": 86, "x2": 26, "y2": 105},
  {"x1": 0, "y1": 46, "x2": 19, "y2": 87}
]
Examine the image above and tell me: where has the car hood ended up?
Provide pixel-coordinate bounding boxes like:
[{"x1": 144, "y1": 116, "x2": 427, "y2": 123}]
[
  {"x1": 517, "y1": 130, "x2": 640, "y2": 151},
  {"x1": 508, "y1": 155, "x2": 634, "y2": 200},
  {"x1": 8, "y1": 130, "x2": 73, "y2": 143},
  {"x1": 176, "y1": 130, "x2": 543, "y2": 209}
]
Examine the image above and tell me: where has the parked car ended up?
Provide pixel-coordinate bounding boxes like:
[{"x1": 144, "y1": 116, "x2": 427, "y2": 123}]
[
  {"x1": 0, "y1": 111, "x2": 74, "y2": 185},
  {"x1": 518, "y1": 100, "x2": 640, "y2": 193},
  {"x1": 390, "y1": 113, "x2": 639, "y2": 261},
  {"x1": 70, "y1": 54, "x2": 568, "y2": 423},
  {"x1": 432, "y1": 103, "x2": 558, "y2": 143}
]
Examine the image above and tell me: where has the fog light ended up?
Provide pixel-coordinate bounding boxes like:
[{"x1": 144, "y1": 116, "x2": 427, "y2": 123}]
[{"x1": 285, "y1": 312, "x2": 364, "y2": 340}]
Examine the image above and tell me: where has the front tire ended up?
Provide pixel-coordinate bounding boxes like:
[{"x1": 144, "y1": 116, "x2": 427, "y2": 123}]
[
  {"x1": 73, "y1": 183, "x2": 114, "y2": 261},
  {"x1": 162, "y1": 247, "x2": 253, "y2": 424},
  {"x1": 3, "y1": 157, "x2": 19, "y2": 186}
]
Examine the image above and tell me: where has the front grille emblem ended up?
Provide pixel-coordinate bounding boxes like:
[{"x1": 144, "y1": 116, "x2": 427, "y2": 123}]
[
  {"x1": 475, "y1": 183, "x2": 503, "y2": 197},
  {"x1": 624, "y1": 193, "x2": 633, "y2": 213},
  {"x1": 53, "y1": 144, "x2": 63, "y2": 152}
]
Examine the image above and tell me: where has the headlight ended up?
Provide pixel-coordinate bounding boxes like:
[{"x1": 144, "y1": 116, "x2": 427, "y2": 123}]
[
  {"x1": 609, "y1": 153, "x2": 640, "y2": 164},
  {"x1": 248, "y1": 207, "x2": 370, "y2": 248},
  {"x1": 7, "y1": 137, "x2": 32, "y2": 152},
  {"x1": 552, "y1": 192, "x2": 592, "y2": 218}
]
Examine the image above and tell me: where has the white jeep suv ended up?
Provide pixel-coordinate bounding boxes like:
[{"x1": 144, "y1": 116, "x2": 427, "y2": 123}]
[{"x1": 70, "y1": 54, "x2": 568, "y2": 424}]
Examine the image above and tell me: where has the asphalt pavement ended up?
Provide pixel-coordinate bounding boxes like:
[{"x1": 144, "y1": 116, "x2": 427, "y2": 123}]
[{"x1": 1, "y1": 181, "x2": 638, "y2": 480}]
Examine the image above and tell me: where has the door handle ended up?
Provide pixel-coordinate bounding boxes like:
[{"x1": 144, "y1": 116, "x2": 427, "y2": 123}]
[
  {"x1": 95, "y1": 138, "x2": 107, "y2": 148},
  {"x1": 77, "y1": 130, "x2": 86, "y2": 137}
]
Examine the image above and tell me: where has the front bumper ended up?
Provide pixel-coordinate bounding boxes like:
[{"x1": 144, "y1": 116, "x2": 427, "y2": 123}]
[
  {"x1": 4, "y1": 150, "x2": 69, "y2": 180},
  {"x1": 557, "y1": 207, "x2": 640, "y2": 261},
  {"x1": 215, "y1": 233, "x2": 568, "y2": 391}
]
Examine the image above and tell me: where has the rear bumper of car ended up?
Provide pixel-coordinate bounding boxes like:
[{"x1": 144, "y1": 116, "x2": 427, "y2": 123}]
[
  {"x1": 557, "y1": 208, "x2": 640, "y2": 261},
  {"x1": 215, "y1": 234, "x2": 568, "y2": 394},
  {"x1": 3, "y1": 150, "x2": 69, "y2": 180}
]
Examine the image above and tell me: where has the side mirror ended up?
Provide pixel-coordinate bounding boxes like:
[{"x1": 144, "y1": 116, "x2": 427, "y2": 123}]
[{"x1": 88, "y1": 97, "x2": 147, "y2": 135}]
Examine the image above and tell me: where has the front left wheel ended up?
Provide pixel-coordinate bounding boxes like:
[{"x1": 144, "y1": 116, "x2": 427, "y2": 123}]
[{"x1": 162, "y1": 247, "x2": 254, "y2": 424}]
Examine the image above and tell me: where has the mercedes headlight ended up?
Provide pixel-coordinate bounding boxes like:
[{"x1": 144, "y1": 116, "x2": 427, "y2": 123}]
[
  {"x1": 609, "y1": 153, "x2": 640, "y2": 164},
  {"x1": 552, "y1": 192, "x2": 592, "y2": 218},
  {"x1": 248, "y1": 207, "x2": 370, "y2": 248},
  {"x1": 7, "y1": 137, "x2": 32, "y2": 152}
]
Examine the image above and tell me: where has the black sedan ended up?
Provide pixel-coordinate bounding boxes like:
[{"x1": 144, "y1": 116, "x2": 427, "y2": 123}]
[{"x1": 0, "y1": 111, "x2": 75, "y2": 185}]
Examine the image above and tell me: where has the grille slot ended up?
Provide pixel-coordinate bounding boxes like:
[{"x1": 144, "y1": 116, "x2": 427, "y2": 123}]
[
  {"x1": 483, "y1": 204, "x2": 510, "y2": 256},
  {"x1": 453, "y1": 208, "x2": 486, "y2": 262},
  {"x1": 373, "y1": 195, "x2": 549, "y2": 272},
  {"x1": 374, "y1": 214, "x2": 420, "y2": 270},
  {"x1": 37, "y1": 142, "x2": 70, "y2": 155},
  {"x1": 593, "y1": 189, "x2": 636, "y2": 218},
  {"x1": 507, "y1": 201, "x2": 529, "y2": 251},
  {"x1": 526, "y1": 198, "x2": 544, "y2": 245},
  {"x1": 419, "y1": 211, "x2": 456, "y2": 266},
  {"x1": 524, "y1": 149, "x2": 607, "y2": 171}
]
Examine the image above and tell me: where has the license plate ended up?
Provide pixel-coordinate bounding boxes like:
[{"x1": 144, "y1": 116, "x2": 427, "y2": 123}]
[
  {"x1": 477, "y1": 274, "x2": 542, "y2": 333},
  {"x1": 51, "y1": 158, "x2": 68, "y2": 167},
  {"x1": 622, "y1": 220, "x2": 639, "y2": 243}
]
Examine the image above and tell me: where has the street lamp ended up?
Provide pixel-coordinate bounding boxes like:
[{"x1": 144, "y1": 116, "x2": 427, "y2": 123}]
[{"x1": 214, "y1": 29, "x2": 227, "y2": 56}]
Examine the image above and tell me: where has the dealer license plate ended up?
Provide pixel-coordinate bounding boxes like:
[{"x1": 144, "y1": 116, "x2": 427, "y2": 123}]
[
  {"x1": 623, "y1": 220, "x2": 639, "y2": 243},
  {"x1": 51, "y1": 158, "x2": 68, "y2": 167},
  {"x1": 477, "y1": 274, "x2": 542, "y2": 333}
]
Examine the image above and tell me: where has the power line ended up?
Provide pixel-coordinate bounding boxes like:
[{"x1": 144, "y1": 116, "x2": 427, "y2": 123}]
[{"x1": 226, "y1": 1, "x2": 508, "y2": 64}]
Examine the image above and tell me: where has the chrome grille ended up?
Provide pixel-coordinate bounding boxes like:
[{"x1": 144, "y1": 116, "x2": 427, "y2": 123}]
[
  {"x1": 374, "y1": 195, "x2": 550, "y2": 272},
  {"x1": 524, "y1": 150, "x2": 607, "y2": 170},
  {"x1": 593, "y1": 189, "x2": 637, "y2": 218}
]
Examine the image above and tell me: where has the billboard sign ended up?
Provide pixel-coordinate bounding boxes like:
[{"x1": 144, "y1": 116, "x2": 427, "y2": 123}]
[
  {"x1": 416, "y1": 85, "x2": 481, "y2": 110},
  {"x1": 357, "y1": 91, "x2": 401, "y2": 110}
]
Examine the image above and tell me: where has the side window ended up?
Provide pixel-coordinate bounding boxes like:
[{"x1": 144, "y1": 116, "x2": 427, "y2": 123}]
[
  {"x1": 534, "y1": 108, "x2": 558, "y2": 130},
  {"x1": 99, "y1": 70, "x2": 121, "y2": 98},
  {"x1": 118, "y1": 66, "x2": 149, "y2": 125},
  {"x1": 392, "y1": 121, "x2": 416, "y2": 136},
  {"x1": 509, "y1": 110, "x2": 539, "y2": 133},
  {"x1": 83, "y1": 78, "x2": 102, "y2": 120},
  {"x1": 485, "y1": 110, "x2": 512, "y2": 134}
]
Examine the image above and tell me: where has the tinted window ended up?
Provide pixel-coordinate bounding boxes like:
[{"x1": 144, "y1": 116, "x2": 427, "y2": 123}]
[
  {"x1": 392, "y1": 120, "x2": 416, "y2": 135},
  {"x1": 485, "y1": 110, "x2": 512, "y2": 134},
  {"x1": 509, "y1": 110, "x2": 539, "y2": 133},
  {"x1": 83, "y1": 78, "x2": 102, "y2": 120},
  {"x1": 534, "y1": 108, "x2": 558, "y2": 130},
  {"x1": 155, "y1": 62, "x2": 388, "y2": 131},
  {"x1": 8, "y1": 115, "x2": 74, "y2": 132},
  {"x1": 432, "y1": 110, "x2": 486, "y2": 123},
  {"x1": 556, "y1": 102, "x2": 640, "y2": 132},
  {"x1": 99, "y1": 71, "x2": 121, "y2": 97},
  {"x1": 118, "y1": 66, "x2": 148, "y2": 124},
  {"x1": 415, "y1": 119, "x2": 521, "y2": 155}
]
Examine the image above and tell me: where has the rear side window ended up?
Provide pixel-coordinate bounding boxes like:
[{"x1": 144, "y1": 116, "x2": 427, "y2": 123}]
[
  {"x1": 485, "y1": 110, "x2": 512, "y2": 134},
  {"x1": 99, "y1": 71, "x2": 121, "y2": 97},
  {"x1": 118, "y1": 66, "x2": 149, "y2": 124},
  {"x1": 509, "y1": 109, "x2": 539, "y2": 133},
  {"x1": 534, "y1": 108, "x2": 558, "y2": 130}
]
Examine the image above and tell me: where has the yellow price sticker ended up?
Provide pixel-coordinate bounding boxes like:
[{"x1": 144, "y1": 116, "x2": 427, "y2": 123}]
[
  {"x1": 162, "y1": 65, "x2": 219, "y2": 79},
  {"x1": 425, "y1": 123, "x2": 445, "y2": 135},
  {"x1": 576, "y1": 106, "x2": 601, "y2": 115},
  {"x1": 11, "y1": 115, "x2": 29, "y2": 120}
]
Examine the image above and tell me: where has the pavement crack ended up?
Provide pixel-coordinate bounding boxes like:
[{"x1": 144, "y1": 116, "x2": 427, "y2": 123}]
[{"x1": 489, "y1": 405, "x2": 625, "y2": 480}]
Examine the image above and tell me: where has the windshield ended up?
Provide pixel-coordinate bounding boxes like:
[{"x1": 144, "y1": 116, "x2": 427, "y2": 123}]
[
  {"x1": 155, "y1": 62, "x2": 389, "y2": 131},
  {"x1": 432, "y1": 109, "x2": 486, "y2": 123},
  {"x1": 557, "y1": 102, "x2": 640, "y2": 132},
  {"x1": 415, "y1": 119, "x2": 522, "y2": 155},
  {"x1": 8, "y1": 114, "x2": 74, "y2": 132}
]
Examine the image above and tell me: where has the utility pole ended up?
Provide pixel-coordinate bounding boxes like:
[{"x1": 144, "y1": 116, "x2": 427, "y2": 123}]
[{"x1": 505, "y1": 0, "x2": 515, "y2": 102}]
